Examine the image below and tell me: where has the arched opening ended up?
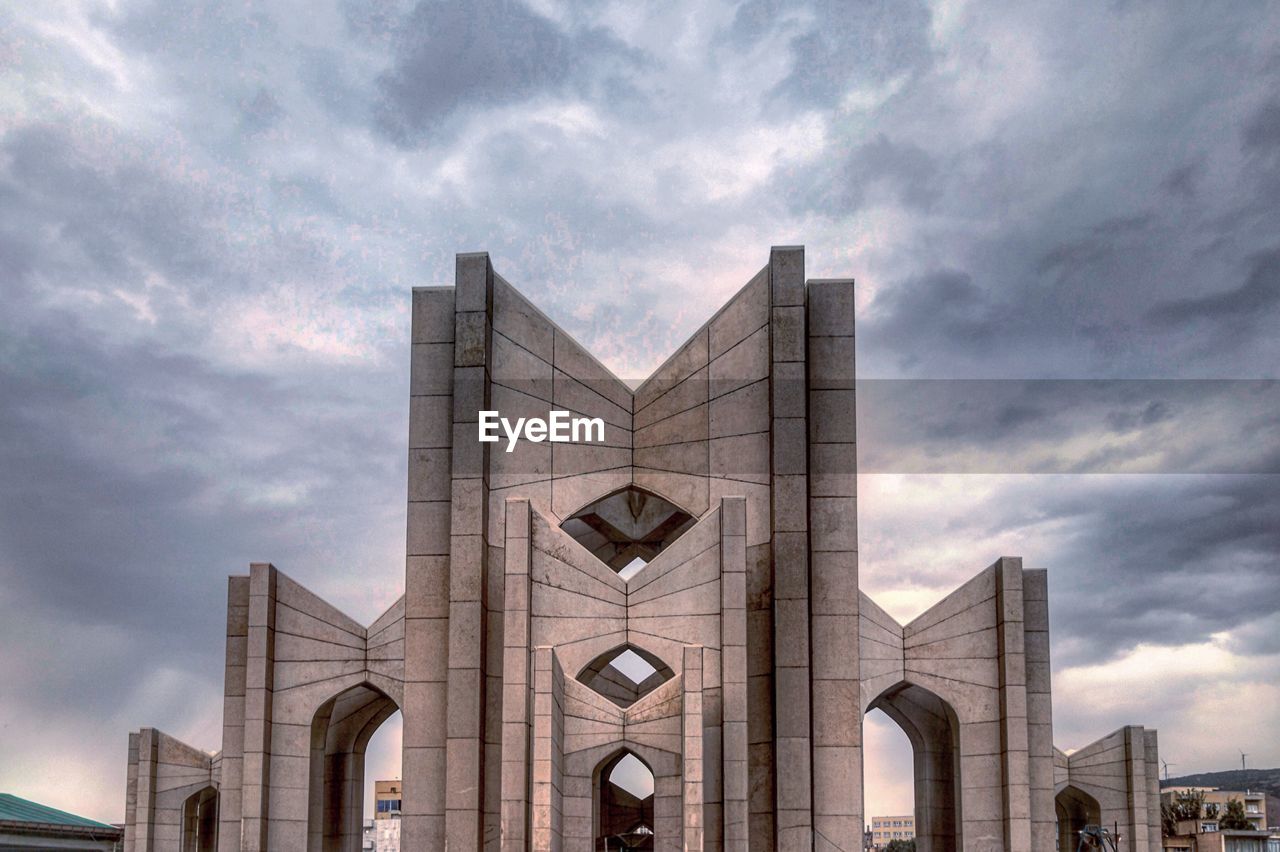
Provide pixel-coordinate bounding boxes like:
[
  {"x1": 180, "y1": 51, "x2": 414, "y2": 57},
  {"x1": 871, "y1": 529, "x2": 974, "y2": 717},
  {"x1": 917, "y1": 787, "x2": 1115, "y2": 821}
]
[
  {"x1": 363, "y1": 713, "x2": 402, "y2": 852},
  {"x1": 595, "y1": 750, "x2": 656, "y2": 851},
  {"x1": 180, "y1": 785, "x2": 218, "y2": 852},
  {"x1": 577, "y1": 644, "x2": 675, "y2": 708},
  {"x1": 868, "y1": 682, "x2": 962, "y2": 852},
  {"x1": 1055, "y1": 785, "x2": 1101, "y2": 852},
  {"x1": 307, "y1": 682, "x2": 400, "y2": 852},
  {"x1": 561, "y1": 485, "x2": 696, "y2": 578},
  {"x1": 863, "y1": 708, "x2": 916, "y2": 851}
]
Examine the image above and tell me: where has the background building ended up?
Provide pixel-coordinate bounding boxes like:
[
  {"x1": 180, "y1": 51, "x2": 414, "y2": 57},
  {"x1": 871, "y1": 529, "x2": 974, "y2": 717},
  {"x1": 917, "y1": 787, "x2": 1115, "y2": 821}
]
[
  {"x1": 869, "y1": 814, "x2": 915, "y2": 849},
  {"x1": 0, "y1": 792, "x2": 124, "y2": 851},
  {"x1": 1161, "y1": 788, "x2": 1268, "y2": 834},
  {"x1": 372, "y1": 780, "x2": 401, "y2": 852},
  {"x1": 1161, "y1": 787, "x2": 1277, "y2": 852}
]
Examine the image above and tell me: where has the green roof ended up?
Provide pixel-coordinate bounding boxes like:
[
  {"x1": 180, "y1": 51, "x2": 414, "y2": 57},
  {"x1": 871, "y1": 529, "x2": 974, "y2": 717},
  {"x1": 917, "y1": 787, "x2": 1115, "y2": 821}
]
[{"x1": 0, "y1": 793, "x2": 117, "y2": 830}]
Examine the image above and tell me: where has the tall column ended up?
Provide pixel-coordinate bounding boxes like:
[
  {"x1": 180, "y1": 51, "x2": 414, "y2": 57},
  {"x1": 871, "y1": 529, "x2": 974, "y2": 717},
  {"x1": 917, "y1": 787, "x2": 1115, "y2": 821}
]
[
  {"x1": 131, "y1": 730, "x2": 158, "y2": 852},
  {"x1": 769, "y1": 245, "x2": 812, "y2": 852},
  {"x1": 995, "y1": 558, "x2": 1033, "y2": 851},
  {"x1": 1023, "y1": 569, "x2": 1057, "y2": 850},
  {"x1": 217, "y1": 575, "x2": 250, "y2": 852},
  {"x1": 1124, "y1": 727, "x2": 1151, "y2": 852},
  {"x1": 123, "y1": 732, "x2": 140, "y2": 852},
  {"x1": 500, "y1": 499, "x2": 533, "y2": 851},
  {"x1": 684, "y1": 646, "x2": 707, "y2": 852},
  {"x1": 402, "y1": 284, "x2": 455, "y2": 849},
  {"x1": 446, "y1": 252, "x2": 493, "y2": 850},
  {"x1": 806, "y1": 279, "x2": 861, "y2": 850},
  {"x1": 531, "y1": 647, "x2": 563, "y2": 852},
  {"x1": 240, "y1": 562, "x2": 277, "y2": 852},
  {"x1": 721, "y1": 496, "x2": 750, "y2": 851}
]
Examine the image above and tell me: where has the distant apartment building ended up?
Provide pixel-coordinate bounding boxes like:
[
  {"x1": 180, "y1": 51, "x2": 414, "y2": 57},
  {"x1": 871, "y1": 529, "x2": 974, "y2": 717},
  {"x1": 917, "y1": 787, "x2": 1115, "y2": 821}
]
[
  {"x1": 374, "y1": 779, "x2": 402, "y2": 819},
  {"x1": 1163, "y1": 788, "x2": 1268, "y2": 833},
  {"x1": 1162, "y1": 787, "x2": 1277, "y2": 852},
  {"x1": 869, "y1": 814, "x2": 915, "y2": 849},
  {"x1": 372, "y1": 780, "x2": 401, "y2": 852}
]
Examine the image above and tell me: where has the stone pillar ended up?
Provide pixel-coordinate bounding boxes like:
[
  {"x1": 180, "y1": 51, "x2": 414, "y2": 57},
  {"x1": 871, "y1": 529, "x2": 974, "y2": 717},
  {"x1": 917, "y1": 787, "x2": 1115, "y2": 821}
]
[
  {"x1": 1143, "y1": 729, "x2": 1161, "y2": 847},
  {"x1": 995, "y1": 558, "x2": 1033, "y2": 851},
  {"x1": 446, "y1": 251, "x2": 494, "y2": 850},
  {"x1": 218, "y1": 575, "x2": 250, "y2": 852},
  {"x1": 721, "y1": 496, "x2": 750, "y2": 852},
  {"x1": 769, "y1": 245, "x2": 812, "y2": 852},
  {"x1": 1023, "y1": 569, "x2": 1057, "y2": 850},
  {"x1": 684, "y1": 646, "x2": 706, "y2": 852},
  {"x1": 500, "y1": 499, "x2": 533, "y2": 851},
  {"x1": 806, "y1": 278, "x2": 861, "y2": 850},
  {"x1": 402, "y1": 283, "x2": 455, "y2": 850},
  {"x1": 531, "y1": 646, "x2": 563, "y2": 852},
  {"x1": 240, "y1": 562, "x2": 277, "y2": 852},
  {"x1": 123, "y1": 732, "x2": 140, "y2": 852},
  {"x1": 1124, "y1": 727, "x2": 1151, "y2": 852},
  {"x1": 131, "y1": 731, "x2": 158, "y2": 852}
]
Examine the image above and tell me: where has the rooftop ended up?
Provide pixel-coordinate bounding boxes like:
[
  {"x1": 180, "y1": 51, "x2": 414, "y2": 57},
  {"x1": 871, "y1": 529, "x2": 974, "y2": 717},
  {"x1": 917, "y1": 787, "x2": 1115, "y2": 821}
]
[{"x1": 0, "y1": 793, "x2": 119, "y2": 832}]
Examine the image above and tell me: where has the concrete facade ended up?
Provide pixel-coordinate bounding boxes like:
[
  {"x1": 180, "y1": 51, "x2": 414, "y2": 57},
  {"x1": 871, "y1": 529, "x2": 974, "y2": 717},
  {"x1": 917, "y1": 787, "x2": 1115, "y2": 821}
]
[{"x1": 122, "y1": 247, "x2": 1162, "y2": 851}]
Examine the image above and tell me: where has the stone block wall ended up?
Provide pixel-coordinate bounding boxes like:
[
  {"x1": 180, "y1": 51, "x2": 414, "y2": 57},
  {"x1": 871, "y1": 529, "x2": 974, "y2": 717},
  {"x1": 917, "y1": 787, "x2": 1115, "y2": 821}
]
[{"x1": 120, "y1": 247, "x2": 1164, "y2": 852}]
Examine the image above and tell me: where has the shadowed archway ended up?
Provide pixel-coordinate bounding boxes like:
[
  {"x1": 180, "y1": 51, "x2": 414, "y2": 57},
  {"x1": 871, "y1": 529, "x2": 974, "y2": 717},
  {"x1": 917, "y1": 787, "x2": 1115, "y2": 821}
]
[
  {"x1": 594, "y1": 749, "x2": 656, "y2": 850},
  {"x1": 868, "y1": 682, "x2": 962, "y2": 852},
  {"x1": 1056, "y1": 785, "x2": 1102, "y2": 852},
  {"x1": 180, "y1": 785, "x2": 218, "y2": 852},
  {"x1": 308, "y1": 682, "x2": 401, "y2": 852}
]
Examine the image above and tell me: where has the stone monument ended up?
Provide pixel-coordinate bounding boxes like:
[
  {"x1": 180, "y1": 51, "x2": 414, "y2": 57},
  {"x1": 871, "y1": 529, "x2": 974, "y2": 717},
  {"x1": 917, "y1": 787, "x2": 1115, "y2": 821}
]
[{"x1": 122, "y1": 247, "x2": 1162, "y2": 851}]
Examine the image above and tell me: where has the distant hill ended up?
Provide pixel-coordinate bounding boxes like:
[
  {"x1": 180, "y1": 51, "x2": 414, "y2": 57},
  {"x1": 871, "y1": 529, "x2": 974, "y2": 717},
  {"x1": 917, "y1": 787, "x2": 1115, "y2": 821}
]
[{"x1": 1163, "y1": 768, "x2": 1280, "y2": 828}]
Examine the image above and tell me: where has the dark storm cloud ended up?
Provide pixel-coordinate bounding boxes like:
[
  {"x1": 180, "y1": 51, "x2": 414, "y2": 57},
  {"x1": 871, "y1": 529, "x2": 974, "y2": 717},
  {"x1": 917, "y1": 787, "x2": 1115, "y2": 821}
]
[
  {"x1": 374, "y1": 0, "x2": 643, "y2": 144},
  {"x1": 787, "y1": 133, "x2": 942, "y2": 215},
  {"x1": 1035, "y1": 474, "x2": 1280, "y2": 667},
  {"x1": 5, "y1": 0, "x2": 1280, "y2": 817},
  {"x1": 1148, "y1": 248, "x2": 1280, "y2": 327},
  {"x1": 727, "y1": 0, "x2": 934, "y2": 108},
  {"x1": 1242, "y1": 99, "x2": 1280, "y2": 155},
  {"x1": 856, "y1": 379, "x2": 1280, "y2": 474}
]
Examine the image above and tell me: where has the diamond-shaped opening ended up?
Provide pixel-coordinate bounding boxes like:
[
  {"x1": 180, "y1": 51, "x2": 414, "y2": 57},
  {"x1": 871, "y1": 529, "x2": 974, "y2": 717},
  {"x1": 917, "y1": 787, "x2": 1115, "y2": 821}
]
[
  {"x1": 560, "y1": 486, "x2": 696, "y2": 578},
  {"x1": 577, "y1": 645, "x2": 675, "y2": 708}
]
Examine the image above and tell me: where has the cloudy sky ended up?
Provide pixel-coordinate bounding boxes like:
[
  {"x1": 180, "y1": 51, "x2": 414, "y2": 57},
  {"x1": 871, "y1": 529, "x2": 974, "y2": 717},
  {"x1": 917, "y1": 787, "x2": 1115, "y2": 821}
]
[{"x1": 2, "y1": 0, "x2": 1278, "y2": 826}]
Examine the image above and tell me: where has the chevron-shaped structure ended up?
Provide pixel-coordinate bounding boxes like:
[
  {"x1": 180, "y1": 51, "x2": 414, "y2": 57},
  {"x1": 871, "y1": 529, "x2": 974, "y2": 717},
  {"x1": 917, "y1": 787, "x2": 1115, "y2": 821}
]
[{"x1": 122, "y1": 247, "x2": 1161, "y2": 851}]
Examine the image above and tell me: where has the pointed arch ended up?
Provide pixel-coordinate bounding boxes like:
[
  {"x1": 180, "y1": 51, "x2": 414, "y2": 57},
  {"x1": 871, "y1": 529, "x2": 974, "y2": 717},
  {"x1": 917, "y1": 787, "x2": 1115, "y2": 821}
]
[
  {"x1": 307, "y1": 681, "x2": 401, "y2": 852},
  {"x1": 1055, "y1": 785, "x2": 1102, "y2": 852},
  {"x1": 868, "y1": 681, "x2": 963, "y2": 852},
  {"x1": 594, "y1": 748, "x2": 656, "y2": 850},
  {"x1": 180, "y1": 785, "x2": 218, "y2": 852}
]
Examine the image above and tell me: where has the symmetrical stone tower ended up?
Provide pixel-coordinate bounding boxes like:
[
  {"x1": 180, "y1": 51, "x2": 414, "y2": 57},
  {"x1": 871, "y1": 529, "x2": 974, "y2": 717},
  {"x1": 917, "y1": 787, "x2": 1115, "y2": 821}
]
[{"x1": 123, "y1": 247, "x2": 1162, "y2": 852}]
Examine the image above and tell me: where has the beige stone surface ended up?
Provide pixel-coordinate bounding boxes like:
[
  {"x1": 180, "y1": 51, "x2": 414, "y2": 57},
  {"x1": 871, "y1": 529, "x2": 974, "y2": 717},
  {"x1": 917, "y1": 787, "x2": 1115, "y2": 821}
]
[{"x1": 121, "y1": 248, "x2": 1161, "y2": 852}]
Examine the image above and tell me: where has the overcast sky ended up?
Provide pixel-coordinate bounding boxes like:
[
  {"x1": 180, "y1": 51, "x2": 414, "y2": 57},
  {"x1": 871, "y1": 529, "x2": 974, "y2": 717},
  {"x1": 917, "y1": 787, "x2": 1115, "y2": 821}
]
[{"x1": 2, "y1": 0, "x2": 1278, "y2": 827}]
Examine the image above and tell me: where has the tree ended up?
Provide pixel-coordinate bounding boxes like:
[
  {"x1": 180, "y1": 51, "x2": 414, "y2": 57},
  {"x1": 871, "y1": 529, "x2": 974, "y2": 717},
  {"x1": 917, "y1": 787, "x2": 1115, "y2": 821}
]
[
  {"x1": 1219, "y1": 797, "x2": 1253, "y2": 830},
  {"x1": 1169, "y1": 790, "x2": 1206, "y2": 821},
  {"x1": 885, "y1": 841, "x2": 916, "y2": 852},
  {"x1": 1161, "y1": 802, "x2": 1179, "y2": 838}
]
